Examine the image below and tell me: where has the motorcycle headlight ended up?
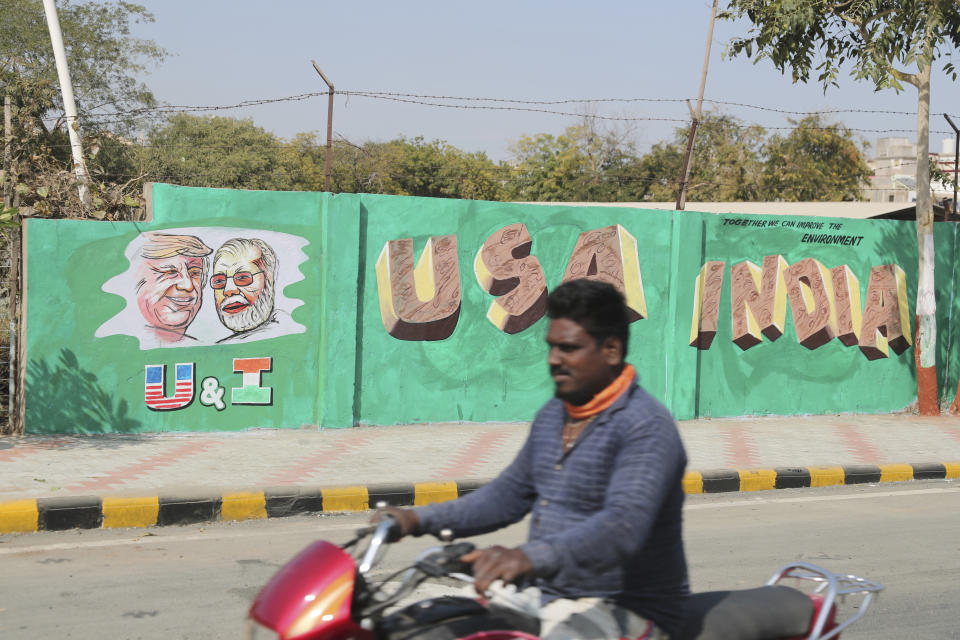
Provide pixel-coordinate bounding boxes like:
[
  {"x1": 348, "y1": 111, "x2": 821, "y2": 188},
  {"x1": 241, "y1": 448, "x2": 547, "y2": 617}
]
[{"x1": 245, "y1": 618, "x2": 279, "y2": 640}]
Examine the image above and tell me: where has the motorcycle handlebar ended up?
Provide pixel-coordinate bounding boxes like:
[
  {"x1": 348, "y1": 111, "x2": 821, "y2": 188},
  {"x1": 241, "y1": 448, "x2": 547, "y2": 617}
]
[
  {"x1": 355, "y1": 511, "x2": 475, "y2": 580},
  {"x1": 358, "y1": 516, "x2": 397, "y2": 574},
  {"x1": 416, "y1": 541, "x2": 476, "y2": 577}
]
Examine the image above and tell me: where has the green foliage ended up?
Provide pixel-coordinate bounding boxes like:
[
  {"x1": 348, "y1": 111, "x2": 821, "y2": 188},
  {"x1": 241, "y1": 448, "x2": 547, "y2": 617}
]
[
  {"x1": 721, "y1": 0, "x2": 960, "y2": 93},
  {"x1": 505, "y1": 122, "x2": 636, "y2": 202},
  {"x1": 88, "y1": 133, "x2": 140, "y2": 184},
  {"x1": 0, "y1": 204, "x2": 20, "y2": 228},
  {"x1": 364, "y1": 137, "x2": 505, "y2": 200},
  {"x1": 932, "y1": 163, "x2": 957, "y2": 191},
  {"x1": 0, "y1": 0, "x2": 166, "y2": 128},
  {"x1": 761, "y1": 114, "x2": 873, "y2": 201},
  {"x1": 503, "y1": 112, "x2": 871, "y2": 203},
  {"x1": 1, "y1": 0, "x2": 165, "y2": 219},
  {"x1": 143, "y1": 114, "x2": 296, "y2": 191},
  {"x1": 721, "y1": 1, "x2": 960, "y2": 216},
  {"x1": 282, "y1": 132, "x2": 507, "y2": 200},
  {"x1": 627, "y1": 114, "x2": 767, "y2": 202},
  {"x1": 143, "y1": 120, "x2": 507, "y2": 201}
]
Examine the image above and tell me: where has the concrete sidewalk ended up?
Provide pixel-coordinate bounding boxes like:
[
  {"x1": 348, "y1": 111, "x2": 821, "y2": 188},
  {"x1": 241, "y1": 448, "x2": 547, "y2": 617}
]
[{"x1": 2, "y1": 413, "x2": 960, "y2": 532}]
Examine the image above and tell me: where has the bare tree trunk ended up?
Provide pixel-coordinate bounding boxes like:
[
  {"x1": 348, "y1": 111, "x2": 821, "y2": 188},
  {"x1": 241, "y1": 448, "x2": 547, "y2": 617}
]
[{"x1": 914, "y1": 61, "x2": 939, "y2": 415}]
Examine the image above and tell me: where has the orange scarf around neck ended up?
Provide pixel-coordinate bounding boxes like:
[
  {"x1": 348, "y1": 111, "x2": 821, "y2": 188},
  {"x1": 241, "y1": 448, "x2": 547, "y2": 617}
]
[{"x1": 564, "y1": 363, "x2": 635, "y2": 420}]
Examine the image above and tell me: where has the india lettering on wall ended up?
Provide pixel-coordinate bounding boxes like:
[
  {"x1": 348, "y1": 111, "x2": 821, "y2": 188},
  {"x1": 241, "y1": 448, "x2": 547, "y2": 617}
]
[
  {"x1": 96, "y1": 227, "x2": 309, "y2": 349},
  {"x1": 689, "y1": 255, "x2": 912, "y2": 360}
]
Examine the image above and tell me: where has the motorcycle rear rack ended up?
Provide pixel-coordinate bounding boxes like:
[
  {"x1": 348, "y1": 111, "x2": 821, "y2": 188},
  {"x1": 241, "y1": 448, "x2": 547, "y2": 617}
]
[{"x1": 766, "y1": 562, "x2": 884, "y2": 640}]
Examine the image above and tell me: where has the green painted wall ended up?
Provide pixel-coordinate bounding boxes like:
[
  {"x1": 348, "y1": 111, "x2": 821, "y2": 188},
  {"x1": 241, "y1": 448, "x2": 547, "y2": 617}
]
[
  {"x1": 25, "y1": 184, "x2": 325, "y2": 433},
  {"x1": 21, "y1": 184, "x2": 960, "y2": 432},
  {"x1": 353, "y1": 195, "x2": 676, "y2": 425},
  {"x1": 683, "y1": 214, "x2": 957, "y2": 418}
]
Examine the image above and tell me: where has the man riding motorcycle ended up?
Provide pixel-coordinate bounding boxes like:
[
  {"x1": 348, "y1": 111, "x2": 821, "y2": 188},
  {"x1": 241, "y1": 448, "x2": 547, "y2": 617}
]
[{"x1": 383, "y1": 279, "x2": 689, "y2": 639}]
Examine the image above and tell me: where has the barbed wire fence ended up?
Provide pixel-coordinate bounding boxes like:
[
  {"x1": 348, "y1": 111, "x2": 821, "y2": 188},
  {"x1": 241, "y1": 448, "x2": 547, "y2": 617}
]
[
  {"x1": 22, "y1": 89, "x2": 953, "y2": 199},
  {"x1": 72, "y1": 89, "x2": 960, "y2": 136},
  {"x1": 23, "y1": 88, "x2": 960, "y2": 218},
  {"x1": 53, "y1": 89, "x2": 958, "y2": 205}
]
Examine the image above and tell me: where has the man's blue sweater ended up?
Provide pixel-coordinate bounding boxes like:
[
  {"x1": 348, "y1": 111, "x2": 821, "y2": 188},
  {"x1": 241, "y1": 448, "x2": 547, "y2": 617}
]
[{"x1": 415, "y1": 376, "x2": 690, "y2": 636}]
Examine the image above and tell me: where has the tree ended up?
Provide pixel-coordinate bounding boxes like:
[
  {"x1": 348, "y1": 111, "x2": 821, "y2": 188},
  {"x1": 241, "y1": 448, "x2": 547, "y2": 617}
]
[
  {"x1": 722, "y1": 0, "x2": 960, "y2": 415},
  {"x1": 761, "y1": 114, "x2": 872, "y2": 201},
  {"x1": 378, "y1": 137, "x2": 505, "y2": 200},
  {"x1": 290, "y1": 134, "x2": 507, "y2": 200},
  {"x1": 505, "y1": 130, "x2": 578, "y2": 201},
  {"x1": 627, "y1": 113, "x2": 766, "y2": 202},
  {"x1": 506, "y1": 119, "x2": 637, "y2": 202},
  {"x1": 505, "y1": 112, "x2": 869, "y2": 203},
  {"x1": 1, "y1": 0, "x2": 166, "y2": 218},
  {"x1": 144, "y1": 114, "x2": 296, "y2": 191},
  {"x1": 1, "y1": 0, "x2": 165, "y2": 128}
]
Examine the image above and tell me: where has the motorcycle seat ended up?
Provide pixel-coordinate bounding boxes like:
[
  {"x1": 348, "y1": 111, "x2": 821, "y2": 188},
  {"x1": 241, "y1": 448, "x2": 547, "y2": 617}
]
[{"x1": 675, "y1": 585, "x2": 815, "y2": 640}]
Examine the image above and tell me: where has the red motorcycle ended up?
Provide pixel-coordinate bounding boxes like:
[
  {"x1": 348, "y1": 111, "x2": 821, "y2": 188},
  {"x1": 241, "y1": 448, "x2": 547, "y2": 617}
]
[{"x1": 246, "y1": 515, "x2": 884, "y2": 640}]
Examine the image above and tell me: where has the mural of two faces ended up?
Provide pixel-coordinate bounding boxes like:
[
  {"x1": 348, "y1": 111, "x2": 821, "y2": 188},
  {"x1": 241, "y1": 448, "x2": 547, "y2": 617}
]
[
  {"x1": 97, "y1": 228, "x2": 307, "y2": 348},
  {"x1": 95, "y1": 228, "x2": 307, "y2": 412}
]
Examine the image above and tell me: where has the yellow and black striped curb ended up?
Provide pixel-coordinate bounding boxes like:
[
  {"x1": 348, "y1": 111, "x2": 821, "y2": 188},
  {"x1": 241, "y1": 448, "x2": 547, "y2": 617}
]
[
  {"x1": 1, "y1": 463, "x2": 957, "y2": 534},
  {"x1": 0, "y1": 481, "x2": 479, "y2": 534},
  {"x1": 681, "y1": 462, "x2": 960, "y2": 493}
]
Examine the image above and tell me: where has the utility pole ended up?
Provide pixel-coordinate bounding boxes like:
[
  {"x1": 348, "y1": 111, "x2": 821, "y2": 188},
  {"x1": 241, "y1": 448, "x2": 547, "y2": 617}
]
[
  {"x1": 311, "y1": 61, "x2": 335, "y2": 192},
  {"x1": 676, "y1": 0, "x2": 718, "y2": 211},
  {"x1": 944, "y1": 114, "x2": 959, "y2": 218},
  {"x1": 42, "y1": 0, "x2": 90, "y2": 207}
]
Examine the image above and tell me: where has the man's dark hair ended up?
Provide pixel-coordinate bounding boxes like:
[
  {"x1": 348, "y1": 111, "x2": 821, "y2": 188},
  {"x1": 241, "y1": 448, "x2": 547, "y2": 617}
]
[{"x1": 546, "y1": 279, "x2": 630, "y2": 357}]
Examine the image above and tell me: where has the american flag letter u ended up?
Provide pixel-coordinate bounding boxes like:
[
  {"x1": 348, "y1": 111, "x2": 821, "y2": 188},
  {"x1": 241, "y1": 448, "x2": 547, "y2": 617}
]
[{"x1": 144, "y1": 363, "x2": 195, "y2": 411}]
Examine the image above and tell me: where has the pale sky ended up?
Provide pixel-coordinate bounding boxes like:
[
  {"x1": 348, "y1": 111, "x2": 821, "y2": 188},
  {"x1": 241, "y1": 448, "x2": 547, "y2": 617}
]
[{"x1": 125, "y1": 1, "x2": 960, "y2": 161}]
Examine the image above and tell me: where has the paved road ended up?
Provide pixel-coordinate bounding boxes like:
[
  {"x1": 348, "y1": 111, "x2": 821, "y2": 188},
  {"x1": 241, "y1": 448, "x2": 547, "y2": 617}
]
[{"x1": 1, "y1": 481, "x2": 957, "y2": 639}]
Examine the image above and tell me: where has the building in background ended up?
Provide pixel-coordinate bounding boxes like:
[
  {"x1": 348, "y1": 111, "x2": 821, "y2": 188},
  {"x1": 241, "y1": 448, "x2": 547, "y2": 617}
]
[
  {"x1": 866, "y1": 137, "x2": 918, "y2": 204},
  {"x1": 935, "y1": 138, "x2": 958, "y2": 215},
  {"x1": 865, "y1": 137, "x2": 957, "y2": 211}
]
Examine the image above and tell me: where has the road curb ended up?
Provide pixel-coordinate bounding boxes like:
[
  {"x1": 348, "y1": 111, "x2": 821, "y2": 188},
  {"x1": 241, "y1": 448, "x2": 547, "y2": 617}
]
[{"x1": 1, "y1": 463, "x2": 957, "y2": 534}]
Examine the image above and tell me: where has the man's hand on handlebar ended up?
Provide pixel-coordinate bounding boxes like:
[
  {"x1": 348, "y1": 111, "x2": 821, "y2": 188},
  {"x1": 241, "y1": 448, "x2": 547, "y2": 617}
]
[
  {"x1": 461, "y1": 545, "x2": 533, "y2": 595},
  {"x1": 371, "y1": 506, "x2": 420, "y2": 541}
]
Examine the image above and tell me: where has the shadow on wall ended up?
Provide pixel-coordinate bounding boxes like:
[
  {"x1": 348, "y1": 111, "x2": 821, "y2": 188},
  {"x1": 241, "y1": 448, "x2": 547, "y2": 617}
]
[{"x1": 26, "y1": 349, "x2": 143, "y2": 434}]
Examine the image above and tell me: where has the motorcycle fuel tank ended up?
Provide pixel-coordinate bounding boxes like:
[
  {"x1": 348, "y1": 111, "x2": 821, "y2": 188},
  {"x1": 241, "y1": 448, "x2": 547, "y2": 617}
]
[{"x1": 249, "y1": 540, "x2": 371, "y2": 640}]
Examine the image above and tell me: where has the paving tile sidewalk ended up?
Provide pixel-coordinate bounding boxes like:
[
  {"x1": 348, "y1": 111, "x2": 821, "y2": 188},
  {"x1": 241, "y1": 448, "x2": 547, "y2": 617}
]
[{"x1": 3, "y1": 413, "x2": 960, "y2": 503}]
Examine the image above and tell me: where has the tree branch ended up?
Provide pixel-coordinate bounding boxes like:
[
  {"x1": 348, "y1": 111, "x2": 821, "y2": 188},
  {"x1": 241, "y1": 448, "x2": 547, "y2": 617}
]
[
  {"x1": 891, "y1": 66, "x2": 919, "y2": 87},
  {"x1": 836, "y1": 7, "x2": 919, "y2": 88},
  {"x1": 114, "y1": 170, "x2": 148, "y2": 195}
]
